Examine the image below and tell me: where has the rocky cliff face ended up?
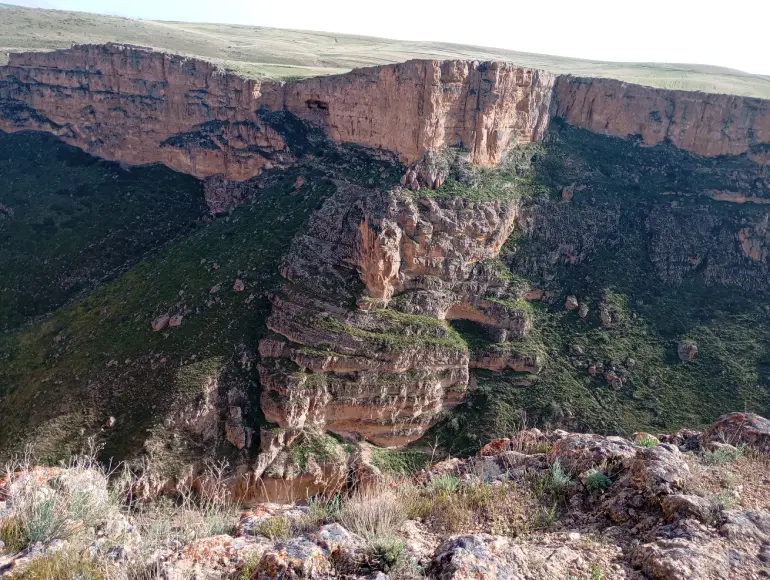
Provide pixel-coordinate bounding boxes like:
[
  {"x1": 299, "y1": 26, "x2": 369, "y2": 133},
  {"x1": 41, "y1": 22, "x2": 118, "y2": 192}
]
[
  {"x1": 0, "y1": 44, "x2": 555, "y2": 182},
  {"x1": 0, "y1": 44, "x2": 292, "y2": 181},
  {"x1": 256, "y1": 183, "x2": 533, "y2": 454},
  {"x1": 5, "y1": 42, "x2": 770, "y2": 503},
  {"x1": 555, "y1": 76, "x2": 770, "y2": 163},
  {"x1": 279, "y1": 60, "x2": 555, "y2": 166},
  {"x1": 8, "y1": 43, "x2": 770, "y2": 188}
]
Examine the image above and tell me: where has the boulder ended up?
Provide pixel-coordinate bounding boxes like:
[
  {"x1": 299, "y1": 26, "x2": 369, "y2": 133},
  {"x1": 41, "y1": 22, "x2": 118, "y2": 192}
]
[
  {"x1": 661, "y1": 494, "x2": 713, "y2": 523},
  {"x1": 162, "y1": 535, "x2": 268, "y2": 579},
  {"x1": 254, "y1": 537, "x2": 332, "y2": 579},
  {"x1": 703, "y1": 412, "x2": 770, "y2": 452},
  {"x1": 309, "y1": 524, "x2": 365, "y2": 569},
  {"x1": 550, "y1": 433, "x2": 637, "y2": 475},
  {"x1": 565, "y1": 295, "x2": 579, "y2": 310},
  {"x1": 629, "y1": 444, "x2": 690, "y2": 496},
  {"x1": 151, "y1": 314, "x2": 170, "y2": 331},
  {"x1": 677, "y1": 340, "x2": 698, "y2": 362},
  {"x1": 632, "y1": 537, "x2": 729, "y2": 580},
  {"x1": 431, "y1": 534, "x2": 530, "y2": 579},
  {"x1": 720, "y1": 509, "x2": 770, "y2": 542}
]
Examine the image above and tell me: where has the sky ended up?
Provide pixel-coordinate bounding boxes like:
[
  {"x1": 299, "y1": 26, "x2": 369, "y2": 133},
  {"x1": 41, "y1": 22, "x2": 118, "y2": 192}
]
[{"x1": 9, "y1": 0, "x2": 770, "y2": 75}]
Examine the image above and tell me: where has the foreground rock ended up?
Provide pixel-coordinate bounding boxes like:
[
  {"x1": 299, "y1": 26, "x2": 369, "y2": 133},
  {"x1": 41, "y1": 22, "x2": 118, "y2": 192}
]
[{"x1": 3, "y1": 413, "x2": 770, "y2": 579}]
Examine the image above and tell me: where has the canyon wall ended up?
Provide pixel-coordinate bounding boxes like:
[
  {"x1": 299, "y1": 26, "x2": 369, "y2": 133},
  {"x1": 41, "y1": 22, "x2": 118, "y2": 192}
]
[
  {"x1": 554, "y1": 76, "x2": 770, "y2": 164},
  {"x1": 0, "y1": 44, "x2": 289, "y2": 180},
  {"x1": 0, "y1": 44, "x2": 555, "y2": 180},
  {"x1": 279, "y1": 60, "x2": 555, "y2": 166},
  {"x1": 2, "y1": 44, "x2": 770, "y2": 182},
  {"x1": 255, "y1": 183, "x2": 534, "y2": 452}
]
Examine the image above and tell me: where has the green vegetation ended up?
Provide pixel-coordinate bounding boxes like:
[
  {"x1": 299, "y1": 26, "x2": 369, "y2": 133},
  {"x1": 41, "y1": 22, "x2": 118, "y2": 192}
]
[
  {"x1": 12, "y1": 550, "x2": 105, "y2": 580},
  {"x1": 314, "y1": 309, "x2": 469, "y2": 352},
  {"x1": 0, "y1": 130, "x2": 205, "y2": 330},
  {"x1": 369, "y1": 448, "x2": 431, "y2": 475},
  {"x1": 425, "y1": 474, "x2": 461, "y2": 495},
  {"x1": 429, "y1": 120, "x2": 770, "y2": 454},
  {"x1": 0, "y1": 142, "x2": 336, "y2": 463},
  {"x1": 3, "y1": 5, "x2": 770, "y2": 96},
  {"x1": 584, "y1": 469, "x2": 612, "y2": 493},
  {"x1": 636, "y1": 435, "x2": 659, "y2": 448},
  {"x1": 286, "y1": 431, "x2": 346, "y2": 472},
  {"x1": 253, "y1": 516, "x2": 291, "y2": 540},
  {"x1": 702, "y1": 445, "x2": 746, "y2": 466}
]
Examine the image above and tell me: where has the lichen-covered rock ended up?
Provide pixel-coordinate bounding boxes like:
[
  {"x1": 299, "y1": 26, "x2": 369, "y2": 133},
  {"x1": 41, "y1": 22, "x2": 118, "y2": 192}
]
[
  {"x1": 162, "y1": 535, "x2": 268, "y2": 580},
  {"x1": 550, "y1": 433, "x2": 637, "y2": 475},
  {"x1": 254, "y1": 538, "x2": 332, "y2": 579},
  {"x1": 431, "y1": 534, "x2": 530, "y2": 579},
  {"x1": 431, "y1": 533, "x2": 626, "y2": 579},
  {"x1": 632, "y1": 536, "x2": 730, "y2": 580},
  {"x1": 720, "y1": 509, "x2": 770, "y2": 542},
  {"x1": 661, "y1": 494, "x2": 714, "y2": 523},
  {"x1": 309, "y1": 523, "x2": 366, "y2": 570},
  {"x1": 629, "y1": 444, "x2": 690, "y2": 496},
  {"x1": 703, "y1": 412, "x2": 770, "y2": 452}
]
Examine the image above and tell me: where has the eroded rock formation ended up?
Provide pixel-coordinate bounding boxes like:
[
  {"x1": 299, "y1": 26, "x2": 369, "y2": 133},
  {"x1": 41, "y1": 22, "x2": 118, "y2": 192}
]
[
  {"x1": 555, "y1": 76, "x2": 770, "y2": 163},
  {"x1": 256, "y1": 183, "x2": 532, "y2": 455},
  {"x1": 0, "y1": 44, "x2": 555, "y2": 181},
  {"x1": 0, "y1": 44, "x2": 291, "y2": 180},
  {"x1": 4, "y1": 43, "x2": 769, "y2": 188}
]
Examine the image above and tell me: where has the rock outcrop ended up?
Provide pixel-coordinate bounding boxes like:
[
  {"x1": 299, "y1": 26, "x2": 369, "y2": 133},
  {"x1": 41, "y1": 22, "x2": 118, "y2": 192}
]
[
  {"x1": 0, "y1": 44, "x2": 292, "y2": 181},
  {"x1": 0, "y1": 44, "x2": 555, "y2": 181},
  {"x1": 256, "y1": 183, "x2": 531, "y2": 456},
  {"x1": 555, "y1": 76, "x2": 770, "y2": 163},
  {"x1": 4, "y1": 43, "x2": 770, "y2": 189}
]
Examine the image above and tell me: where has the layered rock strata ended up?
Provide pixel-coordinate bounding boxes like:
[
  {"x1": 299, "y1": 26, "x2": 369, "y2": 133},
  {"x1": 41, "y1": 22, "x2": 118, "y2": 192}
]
[
  {"x1": 256, "y1": 183, "x2": 532, "y2": 454},
  {"x1": 5, "y1": 43, "x2": 769, "y2": 185},
  {"x1": 555, "y1": 76, "x2": 770, "y2": 163},
  {"x1": 0, "y1": 44, "x2": 291, "y2": 180},
  {"x1": 0, "y1": 43, "x2": 555, "y2": 180}
]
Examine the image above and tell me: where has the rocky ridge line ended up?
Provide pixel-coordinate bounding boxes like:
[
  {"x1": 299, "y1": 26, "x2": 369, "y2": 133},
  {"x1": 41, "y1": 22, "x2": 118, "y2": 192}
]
[{"x1": 2, "y1": 43, "x2": 769, "y2": 189}]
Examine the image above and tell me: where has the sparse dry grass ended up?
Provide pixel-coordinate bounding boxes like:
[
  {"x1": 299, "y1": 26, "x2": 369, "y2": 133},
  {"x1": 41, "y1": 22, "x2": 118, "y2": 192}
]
[
  {"x1": 688, "y1": 448, "x2": 770, "y2": 511},
  {"x1": 13, "y1": 548, "x2": 106, "y2": 580},
  {"x1": 0, "y1": 444, "x2": 241, "y2": 579}
]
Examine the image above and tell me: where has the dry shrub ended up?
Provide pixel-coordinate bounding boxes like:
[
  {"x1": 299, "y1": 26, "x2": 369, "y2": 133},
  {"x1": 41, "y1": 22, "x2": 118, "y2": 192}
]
[
  {"x1": 1, "y1": 448, "x2": 117, "y2": 550},
  {"x1": 13, "y1": 548, "x2": 106, "y2": 580},
  {"x1": 338, "y1": 483, "x2": 411, "y2": 541}
]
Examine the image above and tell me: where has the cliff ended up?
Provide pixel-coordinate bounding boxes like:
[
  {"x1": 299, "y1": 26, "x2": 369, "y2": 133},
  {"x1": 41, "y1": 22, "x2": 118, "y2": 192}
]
[
  {"x1": 256, "y1": 183, "x2": 532, "y2": 451},
  {"x1": 4, "y1": 42, "x2": 770, "y2": 504},
  {"x1": 2, "y1": 44, "x2": 770, "y2": 183},
  {"x1": 0, "y1": 44, "x2": 555, "y2": 181},
  {"x1": 554, "y1": 76, "x2": 770, "y2": 164}
]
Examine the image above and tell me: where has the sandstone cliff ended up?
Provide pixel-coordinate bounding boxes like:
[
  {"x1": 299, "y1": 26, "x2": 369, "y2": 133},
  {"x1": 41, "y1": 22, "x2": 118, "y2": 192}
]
[
  {"x1": 0, "y1": 44, "x2": 290, "y2": 181},
  {"x1": 255, "y1": 183, "x2": 534, "y2": 454},
  {"x1": 0, "y1": 44, "x2": 555, "y2": 181},
  {"x1": 555, "y1": 76, "x2": 770, "y2": 163},
  {"x1": 6, "y1": 43, "x2": 769, "y2": 186}
]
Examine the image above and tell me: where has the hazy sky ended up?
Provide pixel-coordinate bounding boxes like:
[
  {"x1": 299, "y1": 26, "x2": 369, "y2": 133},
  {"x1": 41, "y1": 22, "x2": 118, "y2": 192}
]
[{"x1": 10, "y1": 0, "x2": 770, "y2": 75}]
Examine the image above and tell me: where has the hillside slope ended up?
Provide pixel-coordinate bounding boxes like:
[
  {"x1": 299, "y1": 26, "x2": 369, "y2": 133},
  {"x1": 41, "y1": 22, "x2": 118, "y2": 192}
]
[
  {"x1": 1, "y1": 43, "x2": 770, "y2": 504},
  {"x1": 1, "y1": 5, "x2": 770, "y2": 97}
]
